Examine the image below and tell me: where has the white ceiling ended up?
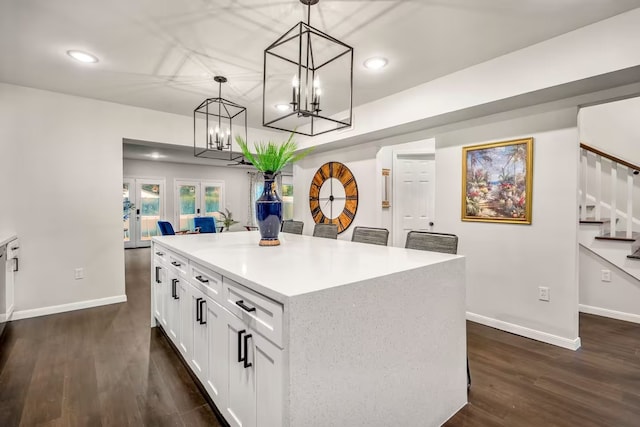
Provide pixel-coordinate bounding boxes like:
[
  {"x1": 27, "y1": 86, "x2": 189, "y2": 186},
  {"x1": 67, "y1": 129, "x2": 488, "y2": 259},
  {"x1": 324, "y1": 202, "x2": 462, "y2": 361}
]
[{"x1": 2, "y1": 0, "x2": 640, "y2": 130}]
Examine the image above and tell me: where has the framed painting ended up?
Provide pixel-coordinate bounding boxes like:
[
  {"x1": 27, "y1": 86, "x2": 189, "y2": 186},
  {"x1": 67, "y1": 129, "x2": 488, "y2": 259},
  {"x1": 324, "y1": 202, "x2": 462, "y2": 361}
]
[{"x1": 462, "y1": 138, "x2": 533, "y2": 224}]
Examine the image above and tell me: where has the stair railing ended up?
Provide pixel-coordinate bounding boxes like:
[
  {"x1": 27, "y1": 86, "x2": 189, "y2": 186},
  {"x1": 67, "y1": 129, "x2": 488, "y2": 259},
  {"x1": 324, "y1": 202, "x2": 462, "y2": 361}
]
[{"x1": 580, "y1": 143, "x2": 639, "y2": 239}]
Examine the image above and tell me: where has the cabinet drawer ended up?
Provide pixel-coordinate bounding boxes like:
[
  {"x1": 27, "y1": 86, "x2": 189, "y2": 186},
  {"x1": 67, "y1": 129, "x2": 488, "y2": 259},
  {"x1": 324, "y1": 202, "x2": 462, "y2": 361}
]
[
  {"x1": 166, "y1": 250, "x2": 189, "y2": 278},
  {"x1": 223, "y1": 278, "x2": 283, "y2": 348},
  {"x1": 190, "y1": 262, "x2": 223, "y2": 302},
  {"x1": 153, "y1": 244, "x2": 169, "y2": 265}
]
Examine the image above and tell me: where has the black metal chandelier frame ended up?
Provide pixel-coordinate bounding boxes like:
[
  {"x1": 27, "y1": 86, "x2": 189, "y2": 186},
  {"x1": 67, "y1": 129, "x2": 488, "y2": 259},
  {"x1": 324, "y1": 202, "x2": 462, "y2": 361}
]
[
  {"x1": 262, "y1": 0, "x2": 354, "y2": 136},
  {"x1": 194, "y1": 76, "x2": 246, "y2": 161}
]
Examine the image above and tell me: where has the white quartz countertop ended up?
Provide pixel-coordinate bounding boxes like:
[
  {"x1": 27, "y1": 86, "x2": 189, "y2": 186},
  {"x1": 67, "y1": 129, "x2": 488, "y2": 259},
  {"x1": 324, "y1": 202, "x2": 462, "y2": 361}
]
[
  {"x1": 154, "y1": 231, "x2": 463, "y2": 302},
  {"x1": 0, "y1": 234, "x2": 17, "y2": 247}
]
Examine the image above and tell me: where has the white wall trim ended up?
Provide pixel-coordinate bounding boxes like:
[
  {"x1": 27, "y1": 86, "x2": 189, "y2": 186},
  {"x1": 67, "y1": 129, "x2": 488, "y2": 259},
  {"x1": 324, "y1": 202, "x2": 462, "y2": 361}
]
[
  {"x1": 12, "y1": 295, "x2": 127, "y2": 320},
  {"x1": 579, "y1": 304, "x2": 640, "y2": 324},
  {"x1": 466, "y1": 311, "x2": 582, "y2": 351}
]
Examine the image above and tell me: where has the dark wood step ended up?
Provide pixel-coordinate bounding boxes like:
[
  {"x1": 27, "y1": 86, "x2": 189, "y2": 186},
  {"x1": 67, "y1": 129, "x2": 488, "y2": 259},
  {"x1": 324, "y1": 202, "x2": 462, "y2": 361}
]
[
  {"x1": 595, "y1": 231, "x2": 639, "y2": 242},
  {"x1": 579, "y1": 218, "x2": 611, "y2": 225}
]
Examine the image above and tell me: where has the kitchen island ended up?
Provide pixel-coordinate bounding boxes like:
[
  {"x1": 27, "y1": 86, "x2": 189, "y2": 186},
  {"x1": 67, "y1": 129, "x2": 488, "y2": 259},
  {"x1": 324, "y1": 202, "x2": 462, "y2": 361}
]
[{"x1": 151, "y1": 231, "x2": 466, "y2": 427}]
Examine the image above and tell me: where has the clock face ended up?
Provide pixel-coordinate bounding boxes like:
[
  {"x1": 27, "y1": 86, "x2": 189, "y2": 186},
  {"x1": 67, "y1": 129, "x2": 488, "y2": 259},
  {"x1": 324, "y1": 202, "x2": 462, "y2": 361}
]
[{"x1": 309, "y1": 162, "x2": 358, "y2": 234}]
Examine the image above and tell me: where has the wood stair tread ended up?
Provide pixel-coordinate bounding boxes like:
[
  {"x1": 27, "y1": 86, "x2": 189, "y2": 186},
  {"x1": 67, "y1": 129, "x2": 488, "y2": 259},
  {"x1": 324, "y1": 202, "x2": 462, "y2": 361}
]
[
  {"x1": 595, "y1": 231, "x2": 640, "y2": 242},
  {"x1": 579, "y1": 218, "x2": 611, "y2": 224}
]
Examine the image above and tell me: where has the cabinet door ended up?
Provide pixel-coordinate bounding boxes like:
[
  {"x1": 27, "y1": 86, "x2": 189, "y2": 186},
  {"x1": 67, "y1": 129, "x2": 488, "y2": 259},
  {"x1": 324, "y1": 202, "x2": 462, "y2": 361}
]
[
  {"x1": 191, "y1": 289, "x2": 208, "y2": 382},
  {"x1": 166, "y1": 273, "x2": 180, "y2": 343},
  {"x1": 252, "y1": 332, "x2": 283, "y2": 427},
  {"x1": 178, "y1": 280, "x2": 192, "y2": 358},
  {"x1": 152, "y1": 261, "x2": 166, "y2": 323},
  {"x1": 225, "y1": 313, "x2": 256, "y2": 427},
  {"x1": 205, "y1": 296, "x2": 228, "y2": 409}
]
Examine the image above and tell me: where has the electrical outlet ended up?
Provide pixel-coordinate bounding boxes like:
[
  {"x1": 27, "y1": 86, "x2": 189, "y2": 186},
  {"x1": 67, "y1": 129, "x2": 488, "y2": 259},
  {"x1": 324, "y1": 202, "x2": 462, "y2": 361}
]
[
  {"x1": 601, "y1": 269, "x2": 611, "y2": 282},
  {"x1": 538, "y1": 286, "x2": 550, "y2": 302},
  {"x1": 74, "y1": 268, "x2": 84, "y2": 280}
]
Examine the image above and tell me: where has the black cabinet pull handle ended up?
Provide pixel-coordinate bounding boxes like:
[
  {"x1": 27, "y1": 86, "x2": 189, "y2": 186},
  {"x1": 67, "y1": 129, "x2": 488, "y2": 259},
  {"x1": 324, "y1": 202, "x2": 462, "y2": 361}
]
[
  {"x1": 195, "y1": 275, "x2": 209, "y2": 283},
  {"x1": 429, "y1": 221, "x2": 434, "y2": 226},
  {"x1": 171, "y1": 261, "x2": 181, "y2": 267},
  {"x1": 155, "y1": 251, "x2": 164, "y2": 256},
  {"x1": 199, "y1": 300, "x2": 207, "y2": 324},
  {"x1": 243, "y1": 334, "x2": 253, "y2": 368},
  {"x1": 155, "y1": 266, "x2": 161, "y2": 283},
  {"x1": 171, "y1": 279, "x2": 178, "y2": 299},
  {"x1": 13, "y1": 257, "x2": 19, "y2": 272},
  {"x1": 238, "y1": 329, "x2": 246, "y2": 363},
  {"x1": 196, "y1": 298, "x2": 203, "y2": 322},
  {"x1": 236, "y1": 300, "x2": 256, "y2": 313}
]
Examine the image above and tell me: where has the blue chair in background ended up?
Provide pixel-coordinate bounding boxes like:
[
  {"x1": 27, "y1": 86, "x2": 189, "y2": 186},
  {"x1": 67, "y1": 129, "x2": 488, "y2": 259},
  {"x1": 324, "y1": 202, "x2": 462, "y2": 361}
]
[
  {"x1": 194, "y1": 216, "x2": 217, "y2": 234},
  {"x1": 158, "y1": 221, "x2": 181, "y2": 236}
]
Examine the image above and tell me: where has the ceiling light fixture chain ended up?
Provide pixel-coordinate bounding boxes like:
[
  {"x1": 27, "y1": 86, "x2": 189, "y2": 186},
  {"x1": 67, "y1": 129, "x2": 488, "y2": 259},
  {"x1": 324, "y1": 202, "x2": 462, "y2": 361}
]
[
  {"x1": 262, "y1": 0, "x2": 353, "y2": 137},
  {"x1": 193, "y1": 75, "x2": 246, "y2": 161}
]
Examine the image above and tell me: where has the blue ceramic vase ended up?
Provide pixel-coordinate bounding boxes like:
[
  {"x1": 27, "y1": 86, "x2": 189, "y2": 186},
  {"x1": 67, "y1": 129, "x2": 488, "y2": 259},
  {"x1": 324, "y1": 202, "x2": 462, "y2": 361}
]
[{"x1": 256, "y1": 172, "x2": 282, "y2": 246}]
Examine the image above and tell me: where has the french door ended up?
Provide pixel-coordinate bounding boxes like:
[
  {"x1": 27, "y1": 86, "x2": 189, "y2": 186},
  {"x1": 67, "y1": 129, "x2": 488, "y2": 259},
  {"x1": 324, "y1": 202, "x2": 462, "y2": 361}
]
[
  {"x1": 124, "y1": 178, "x2": 165, "y2": 248},
  {"x1": 175, "y1": 180, "x2": 224, "y2": 231}
]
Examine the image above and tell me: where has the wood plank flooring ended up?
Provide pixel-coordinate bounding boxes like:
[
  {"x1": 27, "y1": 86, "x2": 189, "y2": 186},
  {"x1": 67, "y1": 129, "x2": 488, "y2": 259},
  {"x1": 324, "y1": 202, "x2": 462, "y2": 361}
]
[
  {"x1": 0, "y1": 248, "x2": 221, "y2": 427},
  {"x1": 0, "y1": 247, "x2": 639, "y2": 426}
]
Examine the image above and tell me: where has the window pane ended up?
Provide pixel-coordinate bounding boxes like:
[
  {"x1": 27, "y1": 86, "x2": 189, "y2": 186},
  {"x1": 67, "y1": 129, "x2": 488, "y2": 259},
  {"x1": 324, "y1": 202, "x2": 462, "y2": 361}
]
[
  {"x1": 282, "y1": 184, "x2": 294, "y2": 220},
  {"x1": 140, "y1": 184, "x2": 160, "y2": 240},
  {"x1": 123, "y1": 183, "x2": 131, "y2": 242},
  {"x1": 179, "y1": 185, "x2": 197, "y2": 230},
  {"x1": 204, "y1": 186, "x2": 221, "y2": 215}
]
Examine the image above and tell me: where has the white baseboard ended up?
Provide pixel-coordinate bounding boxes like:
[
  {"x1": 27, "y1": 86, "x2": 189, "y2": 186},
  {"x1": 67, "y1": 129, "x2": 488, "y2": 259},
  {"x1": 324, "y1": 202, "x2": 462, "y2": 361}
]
[
  {"x1": 466, "y1": 312, "x2": 582, "y2": 351},
  {"x1": 12, "y1": 295, "x2": 127, "y2": 320},
  {"x1": 579, "y1": 304, "x2": 640, "y2": 324},
  {"x1": 0, "y1": 304, "x2": 14, "y2": 322}
]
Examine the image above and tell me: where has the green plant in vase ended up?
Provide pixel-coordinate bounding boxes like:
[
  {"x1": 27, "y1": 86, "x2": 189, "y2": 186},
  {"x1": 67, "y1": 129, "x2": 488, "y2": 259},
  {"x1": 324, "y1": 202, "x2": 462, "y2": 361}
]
[
  {"x1": 236, "y1": 132, "x2": 313, "y2": 246},
  {"x1": 217, "y1": 208, "x2": 239, "y2": 231}
]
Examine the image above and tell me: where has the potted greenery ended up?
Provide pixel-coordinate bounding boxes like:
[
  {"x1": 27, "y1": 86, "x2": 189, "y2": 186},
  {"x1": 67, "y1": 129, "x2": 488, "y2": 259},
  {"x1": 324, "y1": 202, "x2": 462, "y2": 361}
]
[
  {"x1": 216, "y1": 208, "x2": 239, "y2": 231},
  {"x1": 236, "y1": 132, "x2": 312, "y2": 246}
]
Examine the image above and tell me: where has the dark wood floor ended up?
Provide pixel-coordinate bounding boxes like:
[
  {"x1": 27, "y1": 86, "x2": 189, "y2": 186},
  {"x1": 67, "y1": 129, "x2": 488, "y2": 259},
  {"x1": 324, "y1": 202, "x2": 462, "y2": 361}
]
[
  {"x1": 0, "y1": 248, "x2": 221, "y2": 427},
  {"x1": 1, "y1": 248, "x2": 639, "y2": 426}
]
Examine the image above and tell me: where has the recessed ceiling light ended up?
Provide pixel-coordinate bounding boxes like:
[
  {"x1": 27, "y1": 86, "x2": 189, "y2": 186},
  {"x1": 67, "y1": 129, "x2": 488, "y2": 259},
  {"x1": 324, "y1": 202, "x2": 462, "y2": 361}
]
[
  {"x1": 67, "y1": 50, "x2": 99, "y2": 63},
  {"x1": 363, "y1": 57, "x2": 388, "y2": 70},
  {"x1": 275, "y1": 104, "x2": 290, "y2": 111}
]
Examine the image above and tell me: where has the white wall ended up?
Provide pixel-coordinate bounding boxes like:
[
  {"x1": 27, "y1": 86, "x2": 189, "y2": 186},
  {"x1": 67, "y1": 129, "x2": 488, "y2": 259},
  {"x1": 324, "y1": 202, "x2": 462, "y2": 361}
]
[
  {"x1": 0, "y1": 82, "x2": 288, "y2": 316},
  {"x1": 435, "y1": 107, "x2": 581, "y2": 349},
  {"x1": 123, "y1": 159, "x2": 252, "y2": 227},
  {"x1": 0, "y1": 83, "x2": 198, "y2": 315},
  {"x1": 301, "y1": 8, "x2": 640, "y2": 151},
  {"x1": 579, "y1": 246, "x2": 640, "y2": 323},
  {"x1": 577, "y1": 96, "x2": 640, "y2": 321},
  {"x1": 0, "y1": 100, "x2": 15, "y2": 238},
  {"x1": 580, "y1": 96, "x2": 640, "y2": 164}
]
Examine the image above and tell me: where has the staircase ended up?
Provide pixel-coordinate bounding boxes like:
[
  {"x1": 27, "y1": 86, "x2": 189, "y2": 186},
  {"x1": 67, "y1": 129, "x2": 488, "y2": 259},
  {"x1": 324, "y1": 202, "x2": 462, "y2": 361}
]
[{"x1": 579, "y1": 143, "x2": 640, "y2": 280}]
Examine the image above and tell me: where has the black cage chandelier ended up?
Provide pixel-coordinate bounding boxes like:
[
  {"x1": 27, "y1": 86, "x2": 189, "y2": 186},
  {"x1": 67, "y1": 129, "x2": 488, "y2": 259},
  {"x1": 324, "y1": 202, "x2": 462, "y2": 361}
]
[
  {"x1": 194, "y1": 76, "x2": 246, "y2": 161},
  {"x1": 263, "y1": 0, "x2": 353, "y2": 136}
]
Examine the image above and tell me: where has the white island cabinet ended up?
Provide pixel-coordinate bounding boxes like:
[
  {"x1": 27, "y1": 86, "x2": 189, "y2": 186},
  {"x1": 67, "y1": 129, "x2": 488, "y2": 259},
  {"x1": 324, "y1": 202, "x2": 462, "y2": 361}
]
[{"x1": 151, "y1": 231, "x2": 467, "y2": 427}]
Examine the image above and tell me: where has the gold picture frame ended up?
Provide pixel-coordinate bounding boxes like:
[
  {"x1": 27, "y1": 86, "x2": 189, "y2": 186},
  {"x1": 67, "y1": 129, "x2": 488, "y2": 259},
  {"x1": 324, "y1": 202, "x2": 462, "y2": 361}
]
[{"x1": 462, "y1": 138, "x2": 533, "y2": 224}]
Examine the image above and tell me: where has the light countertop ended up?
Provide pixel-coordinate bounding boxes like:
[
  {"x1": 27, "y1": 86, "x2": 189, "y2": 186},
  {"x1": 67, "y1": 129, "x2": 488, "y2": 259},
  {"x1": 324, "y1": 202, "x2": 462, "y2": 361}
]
[{"x1": 154, "y1": 231, "x2": 462, "y2": 302}]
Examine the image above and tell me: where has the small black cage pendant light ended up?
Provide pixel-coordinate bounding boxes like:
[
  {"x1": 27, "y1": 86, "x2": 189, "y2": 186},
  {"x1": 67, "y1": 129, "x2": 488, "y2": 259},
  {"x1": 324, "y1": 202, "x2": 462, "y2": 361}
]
[
  {"x1": 194, "y1": 76, "x2": 247, "y2": 161},
  {"x1": 263, "y1": 0, "x2": 354, "y2": 136}
]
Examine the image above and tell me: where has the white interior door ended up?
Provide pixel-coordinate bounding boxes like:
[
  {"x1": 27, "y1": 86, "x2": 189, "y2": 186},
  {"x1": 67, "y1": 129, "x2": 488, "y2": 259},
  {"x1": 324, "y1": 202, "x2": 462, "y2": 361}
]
[
  {"x1": 393, "y1": 154, "x2": 435, "y2": 247},
  {"x1": 124, "y1": 178, "x2": 164, "y2": 248}
]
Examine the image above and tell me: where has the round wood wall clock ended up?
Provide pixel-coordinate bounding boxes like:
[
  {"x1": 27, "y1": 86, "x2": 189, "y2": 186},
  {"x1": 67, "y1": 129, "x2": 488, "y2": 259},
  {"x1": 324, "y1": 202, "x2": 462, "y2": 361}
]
[{"x1": 309, "y1": 161, "x2": 358, "y2": 234}]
